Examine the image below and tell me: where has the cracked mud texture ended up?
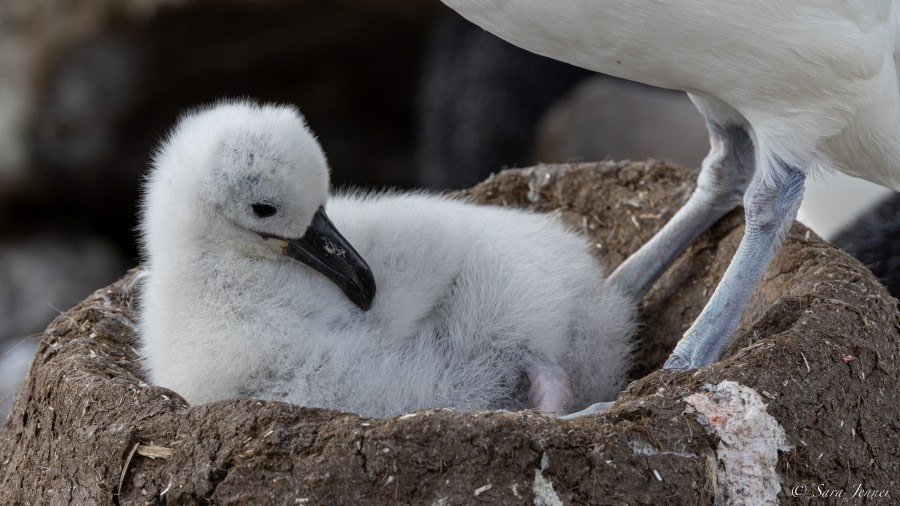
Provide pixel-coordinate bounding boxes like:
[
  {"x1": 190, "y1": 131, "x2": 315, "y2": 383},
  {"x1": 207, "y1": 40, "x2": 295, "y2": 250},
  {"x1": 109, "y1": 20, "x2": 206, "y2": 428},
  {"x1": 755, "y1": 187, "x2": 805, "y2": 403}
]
[{"x1": 2, "y1": 161, "x2": 898, "y2": 504}]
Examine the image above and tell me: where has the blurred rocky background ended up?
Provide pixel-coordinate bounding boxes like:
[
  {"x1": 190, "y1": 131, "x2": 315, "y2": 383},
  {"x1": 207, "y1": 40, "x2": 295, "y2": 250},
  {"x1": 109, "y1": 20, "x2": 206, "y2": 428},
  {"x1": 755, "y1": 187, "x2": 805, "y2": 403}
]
[{"x1": 0, "y1": 1, "x2": 894, "y2": 420}]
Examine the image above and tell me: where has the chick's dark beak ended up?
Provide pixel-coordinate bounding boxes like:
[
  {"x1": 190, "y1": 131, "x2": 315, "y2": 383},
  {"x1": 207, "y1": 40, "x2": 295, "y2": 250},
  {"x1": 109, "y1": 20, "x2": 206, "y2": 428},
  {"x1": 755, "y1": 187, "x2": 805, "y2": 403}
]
[{"x1": 285, "y1": 206, "x2": 376, "y2": 310}]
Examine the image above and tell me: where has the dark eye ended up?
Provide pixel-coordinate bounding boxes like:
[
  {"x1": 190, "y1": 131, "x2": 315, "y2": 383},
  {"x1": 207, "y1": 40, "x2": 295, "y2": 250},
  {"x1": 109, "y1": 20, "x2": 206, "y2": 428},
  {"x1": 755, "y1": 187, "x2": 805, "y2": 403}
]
[{"x1": 251, "y1": 203, "x2": 277, "y2": 218}]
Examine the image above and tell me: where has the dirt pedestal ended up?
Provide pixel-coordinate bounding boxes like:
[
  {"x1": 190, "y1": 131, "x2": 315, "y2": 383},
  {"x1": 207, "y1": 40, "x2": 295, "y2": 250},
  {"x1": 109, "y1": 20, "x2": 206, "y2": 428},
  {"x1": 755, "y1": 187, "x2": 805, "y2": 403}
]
[{"x1": 2, "y1": 161, "x2": 897, "y2": 504}]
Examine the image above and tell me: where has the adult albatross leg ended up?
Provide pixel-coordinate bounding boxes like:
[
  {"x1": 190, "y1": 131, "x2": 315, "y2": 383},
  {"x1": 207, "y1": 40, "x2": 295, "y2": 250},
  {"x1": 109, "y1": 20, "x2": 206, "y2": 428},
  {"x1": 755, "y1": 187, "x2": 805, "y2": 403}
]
[
  {"x1": 607, "y1": 97, "x2": 755, "y2": 301},
  {"x1": 564, "y1": 99, "x2": 758, "y2": 418},
  {"x1": 665, "y1": 163, "x2": 806, "y2": 369},
  {"x1": 610, "y1": 95, "x2": 807, "y2": 370},
  {"x1": 565, "y1": 138, "x2": 806, "y2": 419}
]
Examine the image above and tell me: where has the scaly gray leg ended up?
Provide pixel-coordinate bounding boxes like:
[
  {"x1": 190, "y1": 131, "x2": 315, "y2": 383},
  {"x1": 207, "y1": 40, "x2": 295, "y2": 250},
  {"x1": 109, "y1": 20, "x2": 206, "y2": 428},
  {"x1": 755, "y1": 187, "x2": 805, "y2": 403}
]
[
  {"x1": 607, "y1": 121, "x2": 755, "y2": 300},
  {"x1": 564, "y1": 102, "x2": 755, "y2": 418},
  {"x1": 664, "y1": 163, "x2": 806, "y2": 369}
]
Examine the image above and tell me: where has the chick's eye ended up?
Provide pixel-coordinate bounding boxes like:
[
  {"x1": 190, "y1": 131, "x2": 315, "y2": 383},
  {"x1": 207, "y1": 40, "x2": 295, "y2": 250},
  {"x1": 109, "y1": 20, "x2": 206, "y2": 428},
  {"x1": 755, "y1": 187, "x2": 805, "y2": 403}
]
[{"x1": 251, "y1": 203, "x2": 277, "y2": 218}]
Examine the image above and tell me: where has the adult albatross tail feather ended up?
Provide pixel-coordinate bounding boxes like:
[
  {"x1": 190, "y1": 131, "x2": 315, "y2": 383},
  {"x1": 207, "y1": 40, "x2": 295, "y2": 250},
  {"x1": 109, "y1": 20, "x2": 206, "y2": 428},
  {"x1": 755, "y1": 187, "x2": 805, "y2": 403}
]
[{"x1": 137, "y1": 100, "x2": 636, "y2": 418}]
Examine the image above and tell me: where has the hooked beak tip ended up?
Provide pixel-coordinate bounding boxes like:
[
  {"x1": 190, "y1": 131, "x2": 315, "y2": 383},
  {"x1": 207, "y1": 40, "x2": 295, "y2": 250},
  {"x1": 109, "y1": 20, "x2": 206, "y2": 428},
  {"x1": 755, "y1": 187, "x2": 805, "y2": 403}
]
[{"x1": 281, "y1": 206, "x2": 377, "y2": 311}]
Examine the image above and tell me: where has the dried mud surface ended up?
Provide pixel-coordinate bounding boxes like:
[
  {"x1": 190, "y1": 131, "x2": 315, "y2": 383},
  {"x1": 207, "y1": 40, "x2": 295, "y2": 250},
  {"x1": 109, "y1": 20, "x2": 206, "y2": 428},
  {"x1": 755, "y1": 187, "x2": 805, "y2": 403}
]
[{"x1": 2, "y1": 161, "x2": 898, "y2": 504}]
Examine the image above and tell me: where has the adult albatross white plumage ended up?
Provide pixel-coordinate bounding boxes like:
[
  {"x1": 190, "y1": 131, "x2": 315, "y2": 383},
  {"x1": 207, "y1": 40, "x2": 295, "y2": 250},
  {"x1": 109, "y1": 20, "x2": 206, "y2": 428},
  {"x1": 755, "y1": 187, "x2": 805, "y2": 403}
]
[
  {"x1": 137, "y1": 100, "x2": 635, "y2": 418},
  {"x1": 441, "y1": 0, "x2": 900, "y2": 372}
]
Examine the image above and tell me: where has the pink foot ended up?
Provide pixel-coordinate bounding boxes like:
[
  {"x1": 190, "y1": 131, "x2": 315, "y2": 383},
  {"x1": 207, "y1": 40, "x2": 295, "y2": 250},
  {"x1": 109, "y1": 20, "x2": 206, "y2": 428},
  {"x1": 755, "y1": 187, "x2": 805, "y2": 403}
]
[{"x1": 527, "y1": 358, "x2": 574, "y2": 416}]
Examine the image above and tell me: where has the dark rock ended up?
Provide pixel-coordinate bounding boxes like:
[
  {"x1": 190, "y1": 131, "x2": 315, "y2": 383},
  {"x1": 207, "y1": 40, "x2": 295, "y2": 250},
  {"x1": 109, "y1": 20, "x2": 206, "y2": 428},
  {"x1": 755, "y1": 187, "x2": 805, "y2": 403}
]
[
  {"x1": 415, "y1": 10, "x2": 592, "y2": 189},
  {"x1": 414, "y1": 12, "x2": 709, "y2": 190},
  {"x1": 833, "y1": 192, "x2": 900, "y2": 297}
]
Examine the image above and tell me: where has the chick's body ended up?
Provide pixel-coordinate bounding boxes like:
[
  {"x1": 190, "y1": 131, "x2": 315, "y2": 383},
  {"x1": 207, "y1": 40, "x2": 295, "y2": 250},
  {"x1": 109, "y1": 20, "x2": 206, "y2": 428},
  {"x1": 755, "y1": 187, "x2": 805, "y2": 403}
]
[
  {"x1": 144, "y1": 192, "x2": 633, "y2": 417},
  {"x1": 138, "y1": 102, "x2": 633, "y2": 418}
]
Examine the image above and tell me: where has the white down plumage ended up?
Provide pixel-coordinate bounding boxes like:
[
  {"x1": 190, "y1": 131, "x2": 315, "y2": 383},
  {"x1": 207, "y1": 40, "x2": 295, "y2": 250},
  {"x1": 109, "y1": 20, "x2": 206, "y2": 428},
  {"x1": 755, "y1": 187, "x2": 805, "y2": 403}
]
[{"x1": 137, "y1": 100, "x2": 635, "y2": 418}]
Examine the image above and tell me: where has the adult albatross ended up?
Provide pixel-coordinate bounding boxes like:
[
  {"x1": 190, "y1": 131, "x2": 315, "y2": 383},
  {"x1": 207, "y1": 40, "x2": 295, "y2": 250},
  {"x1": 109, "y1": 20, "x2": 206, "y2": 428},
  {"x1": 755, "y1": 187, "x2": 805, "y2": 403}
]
[{"x1": 442, "y1": 0, "x2": 900, "y2": 372}]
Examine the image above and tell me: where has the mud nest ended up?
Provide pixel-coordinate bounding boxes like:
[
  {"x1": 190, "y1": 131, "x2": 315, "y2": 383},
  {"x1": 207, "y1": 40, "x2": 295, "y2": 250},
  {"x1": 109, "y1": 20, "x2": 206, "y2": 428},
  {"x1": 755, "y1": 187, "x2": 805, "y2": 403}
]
[{"x1": 2, "y1": 161, "x2": 898, "y2": 504}]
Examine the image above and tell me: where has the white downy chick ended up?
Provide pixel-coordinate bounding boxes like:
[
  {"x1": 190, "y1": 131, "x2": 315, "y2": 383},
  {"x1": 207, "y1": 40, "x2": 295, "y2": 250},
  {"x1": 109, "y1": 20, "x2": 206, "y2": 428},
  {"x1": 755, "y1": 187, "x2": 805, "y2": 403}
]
[{"x1": 138, "y1": 100, "x2": 634, "y2": 418}]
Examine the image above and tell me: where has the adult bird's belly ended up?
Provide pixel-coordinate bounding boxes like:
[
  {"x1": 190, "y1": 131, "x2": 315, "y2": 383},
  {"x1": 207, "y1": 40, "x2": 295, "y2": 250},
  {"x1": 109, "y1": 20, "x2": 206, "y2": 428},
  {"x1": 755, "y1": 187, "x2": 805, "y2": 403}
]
[{"x1": 441, "y1": 0, "x2": 895, "y2": 98}]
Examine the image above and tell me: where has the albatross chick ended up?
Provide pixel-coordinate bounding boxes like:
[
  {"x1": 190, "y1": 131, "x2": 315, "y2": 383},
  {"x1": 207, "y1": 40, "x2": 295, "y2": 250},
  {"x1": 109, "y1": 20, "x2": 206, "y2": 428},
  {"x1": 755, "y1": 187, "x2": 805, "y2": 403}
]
[{"x1": 137, "y1": 100, "x2": 634, "y2": 418}]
